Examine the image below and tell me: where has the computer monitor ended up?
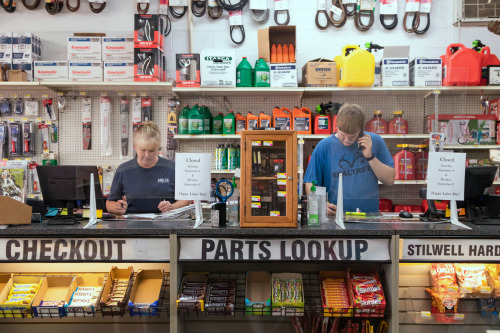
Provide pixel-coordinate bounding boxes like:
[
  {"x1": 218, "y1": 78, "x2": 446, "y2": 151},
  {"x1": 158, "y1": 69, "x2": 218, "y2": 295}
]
[
  {"x1": 458, "y1": 166, "x2": 499, "y2": 224},
  {"x1": 36, "y1": 165, "x2": 104, "y2": 216}
]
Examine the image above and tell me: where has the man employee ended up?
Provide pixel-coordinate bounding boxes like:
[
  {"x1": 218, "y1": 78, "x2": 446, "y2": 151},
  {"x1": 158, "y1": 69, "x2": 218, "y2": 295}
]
[{"x1": 304, "y1": 104, "x2": 395, "y2": 214}]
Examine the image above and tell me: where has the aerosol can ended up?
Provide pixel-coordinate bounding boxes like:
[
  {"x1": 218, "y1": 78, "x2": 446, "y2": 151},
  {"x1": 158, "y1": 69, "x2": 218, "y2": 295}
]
[{"x1": 393, "y1": 144, "x2": 415, "y2": 180}]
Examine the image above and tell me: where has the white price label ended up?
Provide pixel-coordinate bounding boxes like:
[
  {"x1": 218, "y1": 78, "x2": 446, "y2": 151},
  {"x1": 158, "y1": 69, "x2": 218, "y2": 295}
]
[
  {"x1": 380, "y1": 0, "x2": 397, "y2": 15},
  {"x1": 278, "y1": 191, "x2": 286, "y2": 197},
  {"x1": 454, "y1": 313, "x2": 465, "y2": 320},
  {"x1": 252, "y1": 141, "x2": 262, "y2": 146},
  {"x1": 208, "y1": 0, "x2": 218, "y2": 7},
  {"x1": 420, "y1": 0, "x2": 431, "y2": 13},
  {"x1": 277, "y1": 179, "x2": 286, "y2": 185},
  {"x1": 317, "y1": 0, "x2": 326, "y2": 11},
  {"x1": 277, "y1": 173, "x2": 286, "y2": 179},
  {"x1": 359, "y1": 0, "x2": 374, "y2": 11},
  {"x1": 405, "y1": 0, "x2": 420, "y2": 12},
  {"x1": 270, "y1": 211, "x2": 280, "y2": 216},
  {"x1": 251, "y1": 196, "x2": 261, "y2": 202},
  {"x1": 331, "y1": 4, "x2": 343, "y2": 16},
  {"x1": 170, "y1": 0, "x2": 187, "y2": 6},
  {"x1": 250, "y1": 0, "x2": 268, "y2": 10},
  {"x1": 420, "y1": 311, "x2": 431, "y2": 319},
  {"x1": 263, "y1": 141, "x2": 273, "y2": 146},
  {"x1": 251, "y1": 202, "x2": 261, "y2": 208},
  {"x1": 274, "y1": 0, "x2": 288, "y2": 11},
  {"x1": 229, "y1": 10, "x2": 243, "y2": 26}
]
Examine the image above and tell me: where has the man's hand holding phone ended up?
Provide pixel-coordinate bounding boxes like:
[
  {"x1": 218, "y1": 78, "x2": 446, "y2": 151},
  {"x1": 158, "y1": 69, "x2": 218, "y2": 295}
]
[{"x1": 357, "y1": 132, "x2": 373, "y2": 159}]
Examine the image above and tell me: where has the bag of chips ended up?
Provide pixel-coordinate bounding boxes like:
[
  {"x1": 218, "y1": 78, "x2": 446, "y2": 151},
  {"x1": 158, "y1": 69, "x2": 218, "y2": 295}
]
[
  {"x1": 486, "y1": 264, "x2": 500, "y2": 297},
  {"x1": 426, "y1": 288, "x2": 460, "y2": 323},
  {"x1": 430, "y1": 264, "x2": 459, "y2": 294},
  {"x1": 454, "y1": 264, "x2": 492, "y2": 296}
]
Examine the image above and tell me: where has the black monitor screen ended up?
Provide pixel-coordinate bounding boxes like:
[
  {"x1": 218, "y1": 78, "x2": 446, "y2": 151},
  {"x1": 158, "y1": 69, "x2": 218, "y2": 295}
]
[
  {"x1": 464, "y1": 166, "x2": 498, "y2": 201},
  {"x1": 36, "y1": 165, "x2": 104, "y2": 211}
]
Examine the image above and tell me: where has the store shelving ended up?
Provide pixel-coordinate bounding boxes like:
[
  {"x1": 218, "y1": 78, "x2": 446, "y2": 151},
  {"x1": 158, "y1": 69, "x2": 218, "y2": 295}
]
[
  {"x1": 175, "y1": 134, "x2": 240, "y2": 140},
  {"x1": 445, "y1": 145, "x2": 500, "y2": 149},
  {"x1": 173, "y1": 87, "x2": 304, "y2": 98},
  {"x1": 43, "y1": 81, "x2": 173, "y2": 93}
]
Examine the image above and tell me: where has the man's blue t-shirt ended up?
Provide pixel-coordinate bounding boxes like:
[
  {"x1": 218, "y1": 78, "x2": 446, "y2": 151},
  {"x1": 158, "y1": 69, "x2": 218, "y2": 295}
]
[
  {"x1": 303, "y1": 132, "x2": 394, "y2": 212},
  {"x1": 107, "y1": 157, "x2": 176, "y2": 213}
]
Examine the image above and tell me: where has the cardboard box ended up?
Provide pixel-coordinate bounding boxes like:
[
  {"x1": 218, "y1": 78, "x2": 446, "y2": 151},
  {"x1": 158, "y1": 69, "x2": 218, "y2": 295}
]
[
  {"x1": 34, "y1": 61, "x2": 68, "y2": 82},
  {"x1": 104, "y1": 62, "x2": 134, "y2": 81},
  {"x1": 67, "y1": 37, "x2": 102, "y2": 61},
  {"x1": 245, "y1": 271, "x2": 271, "y2": 315},
  {"x1": 0, "y1": 275, "x2": 43, "y2": 318},
  {"x1": 200, "y1": 49, "x2": 236, "y2": 87},
  {"x1": 11, "y1": 63, "x2": 33, "y2": 81},
  {"x1": 425, "y1": 114, "x2": 497, "y2": 145},
  {"x1": 319, "y1": 271, "x2": 353, "y2": 317},
  {"x1": 134, "y1": 14, "x2": 164, "y2": 49},
  {"x1": 7, "y1": 69, "x2": 27, "y2": 82},
  {"x1": 0, "y1": 274, "x2": 11, "y2": 295},
  {"x1": 488, "y1": 98, "x2": 499, "y2": 121},
  {"x1": 0, "y1": 196, "x2": 32, "y2": 225},
  {"x1": 134, "y1": 48, "x2": 163, "y2": 82},
  {"x1": 65, "y1": 274, "x2": 105, "y2": 317},
  {"x1": 271, "y1": 273, "x2": 304, "y2": 316},
  {"x1": 128, "y1": 269, "x2": 163, "y2": 317},
  {"x1": 302, "y1": 59, "x2": 337, "y2": 87},
  {"x1": 12, "y1": 33, "x2": 41, "y2": 64},
  {"x1": 258, "y1": 26, "x2": 296, "y2": 63},
  {"x1": 270, "y1": 63, "x2": 297, "y2": 88},
  {"x1": 69, "y1": 61, "x2": 103, "y2": 81},
  {"x1": 100, "y1": 266, "x2": 134, "y2": 316},
  {"x1": 380, "y1": 46, "x2": 410, "y2": 87},
  {"x1": 32, "y1": 276, "x2": 76, "y2": 317},
  {"x1": 0, "y1": 33, "x2": 12, "y2": 65},
  {"x1": 102, "y1": 37, "x2": 134, "y2": 61},
  {"x1": 177, "y1": 273, "x2": 208, "y2": 312},
  {"x1": 176, "y1": 53, "x2": 201, "y2": 88},
  {"x1": 410, "y1": 58, "x2": 442, "y2": 87}
]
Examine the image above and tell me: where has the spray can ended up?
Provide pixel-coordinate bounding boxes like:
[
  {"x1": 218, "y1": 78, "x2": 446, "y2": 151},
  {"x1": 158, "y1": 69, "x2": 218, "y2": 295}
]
[
  {"x1": 178, "y1": 104, "x2": 190, "y2": 134},
  {"x1": 415, "y1": 144, "x2": 429, "y2": 180},
  {"x1": 258, "y1": 111, "x2": 271, "y2": 128},
  {"x1": 236, "y1": 57, "x2": 253, "y2": 87},
  {"x1": 393, "y1": 144, "x2": 415, "y2": 180},
  {"x1": 365, "y1": 110, "x2": 388, "y2": 134},
  {"x1": 254, "y1": 57, "x2": 270, "y2": 87},
  {"x1": 223, "y1": 111, "x2": 236, "y2": 134},
  {"x1": 212, "y1": 112, "x2": 223, "y2": 134},
  {"x1": 389, "y1": 111, "x2": 409, "y2": 134},
  {"x1": 247, "y1": 112, "x2": 258, "y2": 130}
]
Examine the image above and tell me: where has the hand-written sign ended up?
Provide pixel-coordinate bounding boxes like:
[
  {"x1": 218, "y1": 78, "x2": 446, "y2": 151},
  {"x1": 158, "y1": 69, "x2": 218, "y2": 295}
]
[
  {"x1": 402, "y1": 238, "x2": 500, "y2": 261},
  {"x1": 179, "y1": 238, "x2": 391, "y2": 261},
  {"x1": 427, "y1": 152, "x2": 466, "y2": 201},
  {"x1": 175, "y1": 153, "x2": 211, "y2": 200}
]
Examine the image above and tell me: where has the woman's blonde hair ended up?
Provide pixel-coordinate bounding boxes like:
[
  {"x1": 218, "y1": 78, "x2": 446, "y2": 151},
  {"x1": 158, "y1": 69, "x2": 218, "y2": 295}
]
[
  {"x1": 337, "y1": 103, "x2": 366, "y2": 134},
  {"x1": 134, "y1": 121, "x2": 161, "y2": 150}
]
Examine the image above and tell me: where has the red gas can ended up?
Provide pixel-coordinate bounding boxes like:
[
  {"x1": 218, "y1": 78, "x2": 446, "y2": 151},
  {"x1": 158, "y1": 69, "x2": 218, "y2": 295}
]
[
  {"x1": 388, "y1": 111, "x2": 408, "y2": 134},
  {"x1": 480, "y1": 46, "x2": 500, "y2": 86},
  {"x1": 394, "y1": 144, "x2": 415, "y2": 180},
  {"x1": 365, "y1": 110, "x2": 388, "y2": 134},
  {"x1": 415, "y1": 145, "x2": 429, "y2": 180},
  {"x1": 441, "y1": 43, "x2": 482, "y2": 86}
]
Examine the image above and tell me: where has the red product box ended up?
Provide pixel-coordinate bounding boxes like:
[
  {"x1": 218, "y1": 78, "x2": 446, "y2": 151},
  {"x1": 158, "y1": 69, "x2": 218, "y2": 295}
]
[
  {"x1": 425, "y1": 114, "x2": 497, "y2": 145},
  {"x1": 348, "y1": 271, "x2": 386, "y2": 318},
  {"x1": 489, "y1": 98, "x2": 499, "y2": 121},
  {"x1": 134, "y1": 48, "x2": 163, "y2": 82},
  {"x1": 497, "y1": 122, "x2": 500, "y2": 145},
  {"x1": 176, "y1": 54, "x2": 201, "y2": 88},
  {"x1": 134, "y1": 14, "x2": 164, "y2": 50}
]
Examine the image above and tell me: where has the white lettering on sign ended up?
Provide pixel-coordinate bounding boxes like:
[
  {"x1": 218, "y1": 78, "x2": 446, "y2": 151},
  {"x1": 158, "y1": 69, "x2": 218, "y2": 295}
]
[
  {"x1": 0, "y1": 238, "x2": 169, "y2": 262},
  {"x1": 402, "y1": 238, "x2": 500, "y2": 261},
  {"x1": 179, "y1": 238, "x2": 390, "y2": 261}
]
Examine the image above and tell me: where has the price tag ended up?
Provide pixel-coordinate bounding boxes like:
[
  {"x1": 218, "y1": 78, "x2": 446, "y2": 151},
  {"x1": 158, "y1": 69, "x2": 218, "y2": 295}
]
[
  {"x1": 42, "y1": 94, "x2": 49, "y2": 98},
  {"x1": 101, "y1": 92, "x2": 108, "y2": 96},
  {"x1": 229, "y1": 10, "x2": 243, "y2": 26},
  {"x1": 420, "y1": 311, "x2": 431, "y2": 319},
  {"x1": 250, "y1": 0, "x2": 267, "y2": 10},
  {"x1": 252, "y1": 141, "x2": 262, "y2": 146},
  {"x1": 208, "y1": 0, "x2": 218, "y2": 7},
  {"x1": 140, "y1": 92, "x2": 147, "y2": 96},
  {"x1": 420, "y1": 0, "x2": 431, "y2": 13},
  {"x1": 131, "y1": 92, "x2": 137, "y2": 96},
  {"x1": 454, "y1": 313, "x2": 465, "y2": 320},
  {"x1": 57, "y1": 92, "x2": 64, "y2": 96},
  {"x1": 359, "y1": 0, "x2": 375, "y2": 11},
  {"x1": 263, "y1": 141, "x2": 273, "y2": 146},
  {"x1": 251, "y1": 195, "x2": 261, "y2": 202},
  {"x1": 79, "y1": 92, "x2": 87, "y2": 96},
  {"x1": 278, "y1": 191, "x2": 286, "y2": 197},
  {"x1": 274, "y1": 0, "x2": 288, "y2": 10},
  {"x1": 317, "y1": 0, "x2": 326, "y2": 11},
  {"x1": 380, "y1": 0, "x2": 397, "y2": 15},
  {"x1": 117, "y1": 92, "x2": 125, "y2": 96},
  {"x1": 12, "y1": 94, "x2": 17, "y2": 98},
  {"x1": 298, "y1": 139, "x2": 305, "y2": 144},
  {"x1": 270, "y1": 211, "x2": 280, "y2": 216},
  {"x1": 277, "y1": 173, "x2": 286, "y2": 179},
  {"x1": 251, "y1": 202, "x2": 261, "y2": 208},
  {"x1": 277, "y1": 179, "x2": 286, "y2": 185},
  {"x1": 405, "y1": 0, "x2": 420, "y2": 12},
  {"x1": 331, "y1": 4, "x2": 343, "y2": 16}
]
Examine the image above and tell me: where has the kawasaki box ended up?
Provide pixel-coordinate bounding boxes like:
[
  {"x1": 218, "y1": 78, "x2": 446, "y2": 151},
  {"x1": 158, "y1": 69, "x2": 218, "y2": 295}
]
[{"x1": 200, "y1": 49, "x2": 236, "y2": 87}]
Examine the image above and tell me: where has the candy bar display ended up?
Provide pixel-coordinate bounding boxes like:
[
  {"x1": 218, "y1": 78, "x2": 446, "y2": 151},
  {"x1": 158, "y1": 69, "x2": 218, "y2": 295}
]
[
  {"x1": 176, "y1": 273, "x2": 208, "y2": 312},
  {"x1": 454, "y1": 264, "x2": 492, "y2": 296},
  {"x1": 128, "y1": 270, "x2": 164, "y2": 317},
  {"x1": 99, "y1": 267, "x2": 134, "y2": 316},
  {"x1": 205, "y1": 279, "x2": 236, "y2": 315},
  {"x1": 0, "y1": 276, "x2": 42, "y2": 318},
  {"x1": 319, "y1": 271, "x2": 353, "y2": 317},
  {"x1": 271, "y1": 273, "x2": 304, "y2": 316},
  {"x1": 66, "y1": 286, "x2": 102, "y2": 315},
  {"x1": 349, "y1": 271, "x2": 386, "y2": 317},
  {"x1": 32, "y1": 276, "x2": 75, "y2": 317},
  {"x1": 430, "y1": 264, "x2": 459, "y2": 294}
]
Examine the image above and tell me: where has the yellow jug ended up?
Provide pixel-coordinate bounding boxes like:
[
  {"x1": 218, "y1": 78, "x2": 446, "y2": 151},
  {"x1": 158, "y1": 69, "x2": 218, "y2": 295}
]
[{"x1": 334, "y1": 44, "x2": 375, "y2": 87}]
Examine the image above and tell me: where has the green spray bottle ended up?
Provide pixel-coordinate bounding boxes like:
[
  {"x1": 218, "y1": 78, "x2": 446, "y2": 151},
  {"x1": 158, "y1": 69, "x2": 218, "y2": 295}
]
[
  {"x1": 254, "y1": 57, "x2": 270, "y2": 87},
  {"x1": 178, "y1": 105, "x2": 190, "y2": 135},
  {"x1": 236, "y1": 57, "x2": 253, "y2": 87},
  {"x1": 212, "y1": 112, "x2": 224, "y2": 134},
  {"x1": 188, "y1": 104, "x2": 204, "y2": 135},
  {"x1": 223, "y1": 111, "x2": 236, "y2": 134}
]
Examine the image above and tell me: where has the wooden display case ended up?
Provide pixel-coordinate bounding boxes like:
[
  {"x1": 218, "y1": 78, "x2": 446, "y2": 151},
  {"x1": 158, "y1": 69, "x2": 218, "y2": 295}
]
[{"x1": 240, "y1": 130, "x2": 297, "y2": 228}]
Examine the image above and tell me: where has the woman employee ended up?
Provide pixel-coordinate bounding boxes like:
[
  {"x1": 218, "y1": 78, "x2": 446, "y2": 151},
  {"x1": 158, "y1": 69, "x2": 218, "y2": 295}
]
[{"x1": 106, "y1": 121, "x2": 190, "y2": 215}]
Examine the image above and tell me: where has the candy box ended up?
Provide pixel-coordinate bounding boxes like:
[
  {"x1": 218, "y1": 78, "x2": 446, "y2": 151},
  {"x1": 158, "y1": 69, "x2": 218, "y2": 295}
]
[
  {"x1": 128, "y1": 269, "x2": 163, "y2": 317},
  {"x1": 271, "y1": 273, "x2": 304, "y2": 317},
  {"x1": 348, "y1": 271, "x2": 386, "y2": 318},
  {"x1": 65, "y1": 274, "x2": 105, "y2": 317},
  {"x1": 176, "y1": 273, "x2": 208, "y2": 312},
  {"x1": 245, "y1": 271, "x2": 271, "y2": 315},
  {"x1": 0, "y1": 275, "x2": 41, "y2": 318},
  {"x1": 206, "y1": 278, "x2": 236, "y2": 316},
  {"x1": 32, "y1": 276, "x2": 76, "y2": 317},
  {"x1": 319, "y1": 271, "x2": 353, "y2": 317},
  {"x1": 99, "y1": 266, "x2": 134, "y2": 316}
]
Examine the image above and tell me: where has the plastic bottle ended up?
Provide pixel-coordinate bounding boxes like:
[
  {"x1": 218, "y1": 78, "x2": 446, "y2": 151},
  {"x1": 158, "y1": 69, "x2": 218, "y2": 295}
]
[
  {"x1": 223, "y1": 111, "x2": 236, "y2": 134},
  {"x1": 258, "y1": 112, "x2": 271, "y2": 128},
  {"x1": 212, "y1": 112, "x2": 223, "y2": 134},
  {"x1": 415, "y1": 144, "x2": 429, "y2": 180},
  {"x1": 393, "y1": 144, "x2": 415, "y2": 180},
  {"x1": 277, "y1": 44, "x2": 283, "y2": 63},
  {"x1": 254, "y1": 58, "x2": 270, "y2": 87},
  {"x1": 246, "y1": 112, "x2": 259, "y2": 130},
  {"x1": 288, "y1": 44, "x2": 295, "y2": 62},
  {"x1": 365, "y1": 110, "x2": 388, "y2": 134},
  {"x1": 300, "y1": 195, "x2": 308, "y2": 226},
  {"x1": 236, "y1": 57, "x2": 253, "y2": 87},
  {"x1": 188, "y1": 104, "x2": 204, "y2": 135},
  {"x1": 292, "y1": 107, "x2": 312, "y2": 134},
  {"x1": 236, "y1": 144, "x2": 240, "y2": 168},
  {"x1": 307, "y1": 181, "x2": 319, "y2": 225},
  {"x1": 227, "y1": 144, "x2": 237, "y2": 169},
  {"x1": 178, "y1": 104, "x2": 190, "y2": 135},
  {"x1": 227, "y1": 177, "x2": 240, "y2": 227},
  {"x1": 215, "y1": 144, "x2": 227, "y2": 169},
  {"x1": 235, "y1": 113, "x2": 247, "y2": 134},
  {"x1": 388, "y1": 111, "x2": 409, "y2": 134},
  {"x1": 283, "y1": 44, "x2": 289, "y2": 63},
  {"x1": 202, "y1": 105, "x2": 212, "y2": 134},
  {"x1": 273, "y1": 106, "x2": 291, "y2": 130}
]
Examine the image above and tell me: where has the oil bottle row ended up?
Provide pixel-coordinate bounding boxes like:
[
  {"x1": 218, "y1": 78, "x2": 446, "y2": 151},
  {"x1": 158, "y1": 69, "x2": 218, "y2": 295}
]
[{"x1": 236, "y1": 57, "x2": 270, "y2": 88}]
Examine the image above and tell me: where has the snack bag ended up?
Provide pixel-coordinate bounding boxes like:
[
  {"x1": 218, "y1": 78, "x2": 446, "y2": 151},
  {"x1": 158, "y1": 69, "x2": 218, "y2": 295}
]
[
  {"x1": 454, "y1": 264, "x2": 491, "y2": 296},
  {"x1": 430, "y1": 263, "x2": 459, "y2": 294},
  {"x1": 426, "y1": 288, "x2": 459, "y2": 322},
  {"x1": 486, "y1": 264, "x2": 500, "y2": 296}
]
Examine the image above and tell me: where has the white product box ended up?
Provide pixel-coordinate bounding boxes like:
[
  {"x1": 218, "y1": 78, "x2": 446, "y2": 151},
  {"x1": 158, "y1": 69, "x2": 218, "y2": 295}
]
[
  {"x1": 270, "y1": 63, "x2": 298, "y2": 88},
  {"x1": 200, "y1": 49, "x2": 236, "y2": 87},
  {"x1": 67, "y1": 37, "x2": 102, "y2": 61},
  {"x1": 104, "y1": 62, "x2": 134, "y2": 81},
  {"x1": 34, "y1": 61, "x2": 68, "y2": 81},
  {"x1": 410, "y1": 58, "x2": 442, "y2": 87},
  {"x1": 11, "y1": 63, "x2": 33, "y2": 81},
  {"x1": 69, "y1": 62, "x2": 103, "y2": 81},
  {"x1": 12, "y1": 33, "x2": 40, "y2": 64},
  {"x1": 381, "y1": 58, "x2": 409, "y2": 87},
  {"x1": 371, "y1": 48, "x2": 384, "y2": 87},
  {"x1": 102, "y1": 37, "x2": 134, "y2": 61},
  {"x1": 0, "y1": 33, "x2": 12, "y2": 65}
]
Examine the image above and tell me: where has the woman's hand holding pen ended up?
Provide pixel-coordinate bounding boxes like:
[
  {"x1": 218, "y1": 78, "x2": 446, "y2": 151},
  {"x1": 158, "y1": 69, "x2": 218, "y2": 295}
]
[{"x1": 158, "y1": 199, "x2": 174, "y2": 213}]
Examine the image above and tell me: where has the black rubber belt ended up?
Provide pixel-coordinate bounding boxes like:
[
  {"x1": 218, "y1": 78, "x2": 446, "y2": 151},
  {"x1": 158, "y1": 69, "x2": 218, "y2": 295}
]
[
  {"x1": 380, "y1": 14, "x2": 397, "y2": 30},
  {"x1": 230, "y1": 25, "x2": 245, "y2": 44},
  {"x1": 329, "y1": 0, "x2": 347, "y2": 28},
  {"x1": 354, "y1": 10, "x2": 374, "y2": 31},
  {"x1": 22, "y1": 0, "x2": 40, "y2": 10},
  {"x1": 216, "y1": 0, "x2": 248, "y2": 11},
  {"x1": 345, "y1": 2, "x2": 355, "y2": 16},
  {"x1": 274, "y1": 9, "x2": 290, "y2": 25},
  {"x1": 192, "y1": 0, "x2": 207, "y2": 17},
  {"x1": 89, "y1": 1, "x2": 106, "y2": 13},
  {"x1": 66, "y1": 0, "x2": 80, "y2": 12},
  {"x1": 170, "y1": 5, "x2": 187, "y2": 18},
  {"x1": 315, "y1": 8, "x2": 330, "y2": 30},
  {"x1": 161, "y1": 14, "x2": 172, "y2": 36},
  {"x1": 403, "y1": 11, "x2": 419, "y2": 33},
  {"x1": 46, "y1": 0, "x2": 63, "y2": 15},
  {"x1": 413, "y1": 12, "x2": 430, "y2": 34},
  {"x1": 137, "y1": 2, "x2": 150, "y2": 14},
  {"x1": 208, "y1": 4, "x2": 223, "y2": 19}
]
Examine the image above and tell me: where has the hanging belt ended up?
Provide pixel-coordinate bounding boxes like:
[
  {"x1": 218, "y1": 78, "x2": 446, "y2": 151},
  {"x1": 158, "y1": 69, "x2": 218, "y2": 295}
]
[
  {"x1": 89, "y1": 0, "x2": 106, "y2": 13},
  {"x1": 192, "y1": 0, "x2": 207, "y2": 17},
  {"x1": 413, "y1": 12, "x2": 429, "y2": 34},
  {"x1": 137, "y1": 1, "x2": 150, "y2": 14},
  {"x1": 354, "y1": 9, "x2": 374, "y2": 31},
  {"x1": 2, "y1": 0, "x2": 16, "y2": 12},
  {"x1": 46, "y1": 0, "x2": 63, "y2": 15},
  {"x1": 315, "y1": 8, "x2": 330, "y2": 30},
  {"x1": 329, "y1": 0, "x2": 347, "y2": 28},
  {"x1": 216, "y1": 0, "x2": 248, "y2": 11},
  {"x1": 208, "y1": 3, "x2": 223, "y2": 19},
  {"x1": 250, "y1": 9, "x2": 269, "y2": 23},
  {"x1": 161, "y1": 14, "x2": 172, "y2": 36},
  {"x1": 22, "y1": 0, "x2": 40, "y2": 10},
  {"x1": 170, "y1": 5, "x2": 187, "y2": 18},
  {"x1": 230, "y1": 25, "x2": 245, "y2": 44},
  {"x1": 66, "y1": 0, "x2": 80, "y2": 12},
  {"x1": 274, "y1": 9, "x2": 290, "y2": 25},
  {"x1": 344, "y1": 2, "x2": 355, "y2": 16},
  {"x1": 380, "y1": 14, "x2": 397, "y2": 30},
  {"x1": 403, "y1": 11, "x2": 419, "y2": 33}
]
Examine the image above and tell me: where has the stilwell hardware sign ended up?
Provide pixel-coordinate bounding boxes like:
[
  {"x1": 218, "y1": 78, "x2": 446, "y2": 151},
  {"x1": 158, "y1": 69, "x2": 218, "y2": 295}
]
[
  {"x1": 402, "y1": 238, "x2": 500, "y2": 261},
  {"x1": 179, "y1": 238, "x2": 391, "y2": 261},
  {"x1": 0, "y1": 238, "x2": 170, "y2": 262}
]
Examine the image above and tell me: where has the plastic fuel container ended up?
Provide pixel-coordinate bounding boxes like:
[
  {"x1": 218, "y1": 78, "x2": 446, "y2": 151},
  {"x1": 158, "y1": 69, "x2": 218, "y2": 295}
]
[
  {"x1": 212, "y1": 112, "x2": 223, "y2": 134},
  {"x1": 235, "y1": 113, "x2": 247, "y2": 134},
  {"x1": 188, "y1": 104, "x2": 204, "y2": 135},
  {"x1": 246, "y1": 112, "x2": 258, "y2": 130},
  {"x1": 388, "y1": 111, "x2": 408, "y2": 134},
  {"x1": 202, "y1": 105, "x2": 212, "y2": 134},
  {"x1": 178, "y1": 104, "x2": 190, "y2": 135},
  {"x1": 273, "y1": 107, "x2": 291, "y2": 130},
  {"x1": 334, "y1": 44, "x2": 375, "y2": 87},
  {"x1": 254, "y1": 58, "x2": 270, "y2": 87},
  {"x1": 314, "y1": 108, "x2": 331, "y2": 135},
  {"x1": 292, "y1": 107, "x2": 312, "y2": 134},
  {"x1": 394, "y1": 144, "x2": 415, "y2": 180},
  {"x1": 365, "y1": 110, "x2": 388, "y2": 134},
  {"x1": 223, "y1": 111, "x2": 236, "y2": 134},
  {"x1": 415, "y1": 144, "x2": 429, "y2": 180},
  {"x1": 258, "y1": 112, "x2": 271, "y2": 128},
  {"x1": 441, "y1": 43, "x2": 482, "y2": 86}
]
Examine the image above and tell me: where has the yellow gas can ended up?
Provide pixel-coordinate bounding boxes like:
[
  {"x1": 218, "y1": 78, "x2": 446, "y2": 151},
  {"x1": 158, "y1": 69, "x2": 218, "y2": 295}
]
[{"x1": 334, "y1": 44, "x2": 375, "y2": 87}]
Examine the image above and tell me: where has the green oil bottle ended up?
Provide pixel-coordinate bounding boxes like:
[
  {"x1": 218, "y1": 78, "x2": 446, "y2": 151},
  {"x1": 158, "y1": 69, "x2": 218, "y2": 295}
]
[
  {"x1": 254, "y1": 57, "x2": 270, "y2": 87},
  {"x1": 223, "y1": 111, "x2": 236, "y2": 135},
  {"x1": 188, "y1": 104, "x2": 204, "y2": 135},
  {"x1": 236, "y1": 57, "x2": 253, "y2": 87},
  {"x1": 178, "y1": 105, "x2": 190, "y2": 135},
  {"x1": 212, "y1": 112, "x2": 223, "y2": 134}
]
